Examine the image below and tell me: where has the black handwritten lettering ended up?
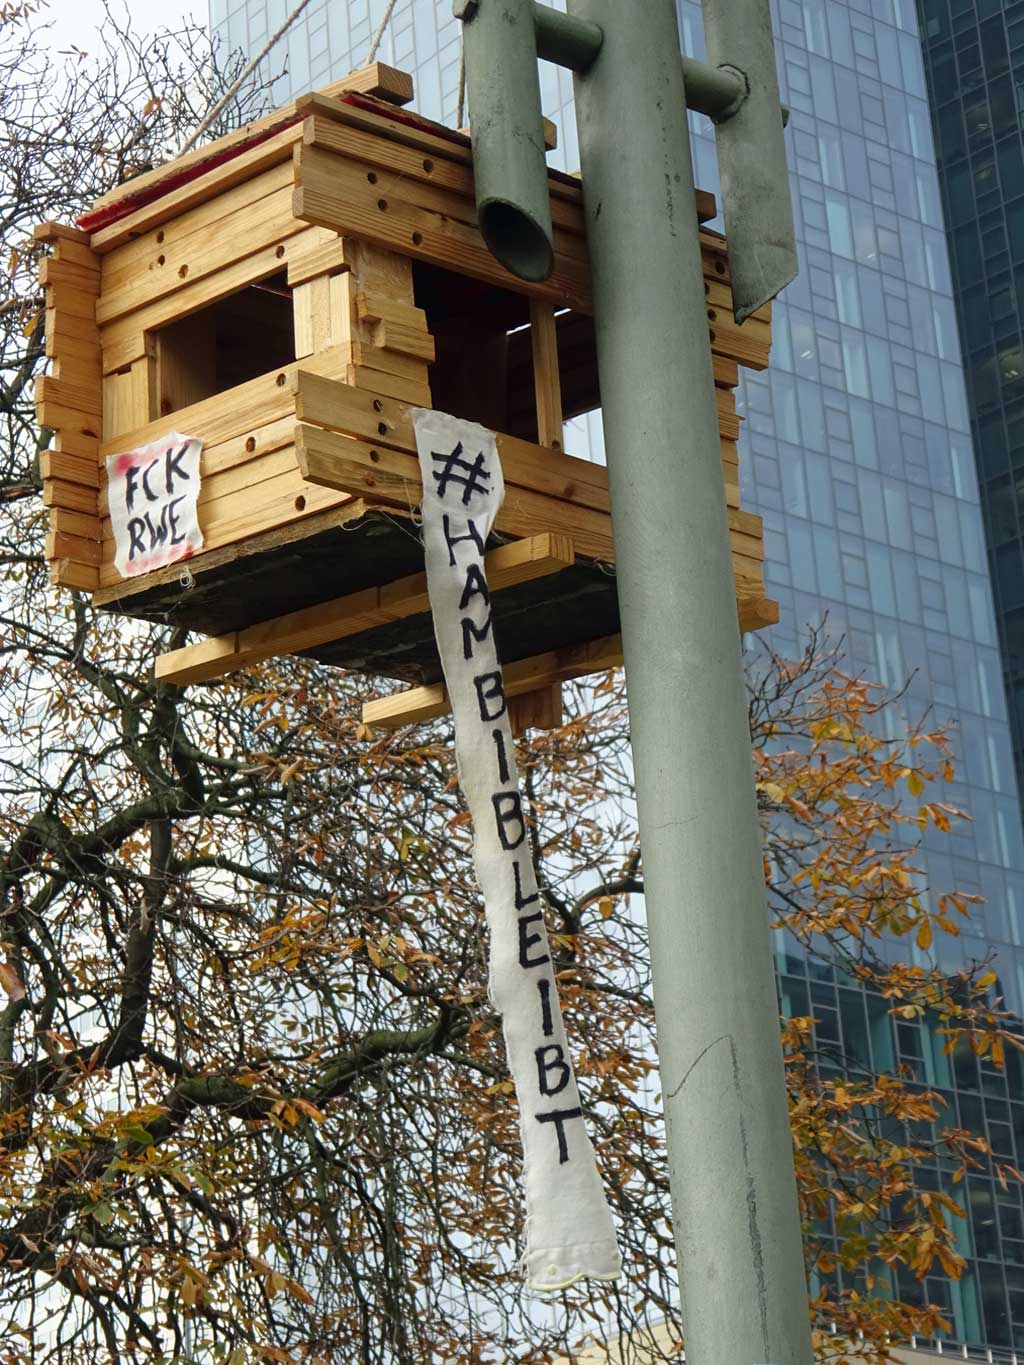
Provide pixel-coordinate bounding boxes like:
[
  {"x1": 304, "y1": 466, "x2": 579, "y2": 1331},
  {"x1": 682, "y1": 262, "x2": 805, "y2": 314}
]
[
  {"x1": 463, "y1": 613, "x2": 493, "y2": 661},
  {"x1": 493, "y1": 791, "x2": 526, "y2": 850},
  {"x1": 518, "y1": 912, "x2": 549, "y2": 969},
  {"x1": 141, "y1": 458, "x2": 160, "y2": 502},
  {"x1": 165, "y1": 442, "x2": 191, "y2": 494},
  {"x1": 535, "y1": 1044, "x2": 571, "y2": 1097},
  {"x1": 513, "y1": 859, "x2": 539, "y2": 910},
  {"x1": 474, "y1": 672, "x2": 506, "y2": 723},
  {"x1": 492, "y1": 728, "x2": 510, "y2": 783},
  {"x1": 144, "y1": 506, "x2": 170, "y2": 549},
  {"x1": 431, "y1": 442, "x2": 492, "y2": 504},
  {"x1": 537, "y1": 978, "x2": 554, "y2": 1036},
  {"x1": 536, "y1": 1106, "x2": 583, "y2": 1164},
  {"x1": 125, "y1": 465, "x2": 141, "y2": 512},
  {"x1": 127, "y1": 518, "x2": 147, "y2": 559},
  {"x1": 167, "y1": 496, "x2": 187, "y2": 546},
  {"x1": 459, "y1": 563, "x2": 490, "y2": 611},
  {"x1": 442, "y1": 514, "x2": 485, "y2": 567}
]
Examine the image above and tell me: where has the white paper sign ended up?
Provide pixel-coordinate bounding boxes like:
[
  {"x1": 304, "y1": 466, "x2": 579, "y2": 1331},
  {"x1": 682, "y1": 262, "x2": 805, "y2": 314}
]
[
  {"x1": 414, "y1": 407, "x2": 620, "y2": 1291},
  {"x1": 106, "y1": 433, "x2": 203, "y2": 578}
]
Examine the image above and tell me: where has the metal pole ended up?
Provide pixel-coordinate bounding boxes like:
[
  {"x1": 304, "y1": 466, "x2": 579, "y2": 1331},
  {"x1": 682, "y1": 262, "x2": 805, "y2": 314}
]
[
  {"x1": 532, "y1": 3, "x2": 602, "y2": 72},
  {"x1": 703, "y1": 0, "x2": 797, "y2": 319},
  {"x1": 679, "y1": 52, "x2": 746, "y2": 120},
  {"x1": 455, "y1": 0, "x2": 554, "y2": 282},
  {"x1": 565, "y1": 2, "x2": 813, "y2": 1362}
]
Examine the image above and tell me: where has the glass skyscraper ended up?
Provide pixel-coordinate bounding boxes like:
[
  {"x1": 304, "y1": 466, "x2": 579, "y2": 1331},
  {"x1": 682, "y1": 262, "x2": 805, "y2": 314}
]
[
  {"x1": 210, "y1": 0, "x2": 1024, "y2": 1350},
  {"x1": 916, "y1": 0, "x2": 1024, "y2": 871}
]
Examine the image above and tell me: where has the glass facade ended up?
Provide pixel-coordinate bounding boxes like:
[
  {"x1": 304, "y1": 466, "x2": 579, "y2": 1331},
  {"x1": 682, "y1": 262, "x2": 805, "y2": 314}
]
[
  {"x1": 210, "y1": 0, "x2": 1024, "y2": 1348},
  {"x1": 916, "y1": 0, "x2": 1024, "y2": 864}
]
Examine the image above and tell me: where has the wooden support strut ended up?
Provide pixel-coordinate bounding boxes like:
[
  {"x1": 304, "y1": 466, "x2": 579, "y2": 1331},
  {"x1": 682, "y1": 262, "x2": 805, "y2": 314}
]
[
  {"x1": 361, "y1": 590, "x2": 779, "y2": 732},
  {"x1": 154, "y1": 532, "x2": 576, "y2": 686}
]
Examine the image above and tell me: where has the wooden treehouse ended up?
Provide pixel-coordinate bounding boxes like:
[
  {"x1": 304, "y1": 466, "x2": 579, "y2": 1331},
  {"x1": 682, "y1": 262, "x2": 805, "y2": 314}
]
[{"x1": 35, "y1": 61, "x2": 778, "y2": 734}]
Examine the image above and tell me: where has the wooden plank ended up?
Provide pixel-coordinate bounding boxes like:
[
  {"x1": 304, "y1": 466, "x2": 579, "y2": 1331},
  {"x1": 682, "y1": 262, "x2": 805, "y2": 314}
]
[
  {"x1": 363, "y1": 634, "x2": 625, "y2": 730},
  {"x1": 363, "y1": 577, "x2": 778, "y2": 731},
  {"x1": 43, "y1": 481, "x2": 99, "y2": 517},
  {"x1": 35, "y1": 399, "x2": 101, "y2": 443},
  {"x1": 347, "y1": 61, "x2": 415, "y2": 106},
  {"x1": 40, "y1": 449, "x2": 100, "y2": 489},
  {"x1": 94, "y1": 499, "x2": 371, "y2": 609},
  {"x1": 53, "y1": 351, "x2": 103, "y2": 392},
  {"x1": 293, "y1": 142, "x2": 592, "y2": 314},
  {"x1": 102, "y1": 359, "x2": 152, "y2": 442},
  {"x1": 52, "y1": 238, "x2": 101, "y2": 272},
  {"x1": 298, "y1": 91, "x2": 585, "y2": 209},
  {"x1": 46, "y1": 531, "x2": 102, "y2": 566},
  {"x1": 98, "y1": 346, "x2": 348, "y2": 460},
  {"x1": 508, "y1": 685, "x2": 563, "y2": 736},
  {"x1": 35, "y1": 221, "x2": 91, "y2": 245},
  {"x1": 347, "y1": 339, "x2": 429, "y2": 384},
  {"x1": 458, "y1": 116, "x2": 558, "y2": 151},
  {"x1": 50, "y1": 559, "x2": 99, "y2": 591},
  {"x1": 53, "y1": 429, "x2": 100, "y2": 460},
  {"x1": 154, "y1": 532, "x2": 575, "y2": 685},
  {"x1": 90, "y1": 126, "x2": 304, "y2": 255},
  {"x1": 296, "y1": 422, "x2": 618, "y2": 563},
  {"x1": 98, "y1": 461, "x2": 355, "y2": 587},
  {"x1": 713, "y1": 355, "x2": 739, "y2": 388},
  {"x1": 366, "y1": 318, "x2": 436, "y2": 363},
  {"x1": 287, "y1": 232, "x2": 351, "y2": 285},
  {"x1": 85, "y1": 65, "x2": 416, "y2": 225},
  {"x1": 529, "y1": 300, "x2": 563, "y2": 451},
  {"x1": 154, "y1": 311, "x2": 217, "y2": 416},
  {"x1": 707, "y1": 306, "x2": 771, "y2": 372},
  {"x1": 39, "y1": 258, "x2": 102, "y2": 292},
  {"x1": 355, "y1": 291, "x2": 428, "y2": 331},
  {"x1": 294, "y1": 273, "x2": 352, "y2": 358},
  {"x1": 48, "y1": 507, "x2": 100, "y2": 539},
  {"x1": 35, "y1": 374, "x2": 101, "y2": 417},
  {"x1": 44, "y1": 282, "x2": 97, "y2": 323},
  {"x1": 99, "y1": 231, "x2": 325, "y2": 373},
  {"x1": 344, "y1": 363, "x2": 431, "y2": 408},
  {"x1": 293, "y1": 370, "x2": 608, "y2": 509},
  {"x1": 99, "y1": 160, "x2": 294, "y2": 288},
  {"x1": 97, "y1": 184, "x2": 300, "y2": 324},
  {"x1": 303, "y1": 114, "x2": 587, "y2": 240},
  {"x1": 45, "y1": 328, "x2": 102, "y2": 366},
  {"x1": 706, "y1": 276, "x2": 771, "y2": 327}
]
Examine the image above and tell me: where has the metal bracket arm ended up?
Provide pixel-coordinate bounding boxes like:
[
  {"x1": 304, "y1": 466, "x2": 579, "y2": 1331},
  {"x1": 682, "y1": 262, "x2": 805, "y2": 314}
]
[{"x1": 457, "y1": 1, "x2": 752, "y2": 122}]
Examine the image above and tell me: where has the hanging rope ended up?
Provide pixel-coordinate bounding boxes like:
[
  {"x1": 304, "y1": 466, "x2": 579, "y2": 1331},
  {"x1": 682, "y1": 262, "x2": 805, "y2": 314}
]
[
  {"x1": 456, "y1": 37, "x2": 466, "y2": 129},
  {"x1": 177, "y1": 0, "x2": 317, "y2": 156},
  {"x1": 366, "y1": 0, "x2": 400, "y2": 64}
]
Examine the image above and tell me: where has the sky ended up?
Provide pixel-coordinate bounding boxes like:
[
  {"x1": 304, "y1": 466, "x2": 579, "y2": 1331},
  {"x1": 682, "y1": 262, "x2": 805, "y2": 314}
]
[{"x1": 36, "y1": 0, "x2": 204, "y2": 55}]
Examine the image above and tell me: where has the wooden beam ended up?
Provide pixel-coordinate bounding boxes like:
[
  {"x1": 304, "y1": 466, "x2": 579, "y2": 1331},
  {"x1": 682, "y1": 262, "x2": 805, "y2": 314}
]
[
  {"x1": 293, "y1": 141, "x2": 592, "y2": 315},
  {"x1": 363, "y1": 634, "x2": 625, "y2": 730},
  {"x1": 295, "y1": 421, "x2": 618, "y2": 563},
  {"x1": 154, "y1": 532, "x2": 575, "y2": 685},
  {"x1": 293, "y1": 373, "x2": 759, "y2": 550},
  {"x1": 459, "y1": 116, "x2": 559, "y2": 151},
  {"x1": 508, "y1": 684, "x2": 563, "y2": 736},
  {"x1": 84, "y1": 64, "x2": 416, "y2": 228},
  {"x1": 529, "y1": 300, "x2": 563, "y2": 450},
  {"x1": 362, "y1": 580, "x2": 779, "y2": 730},
  {"x1": 293, "y1": 369, "x2": 610, "y2": 508},
  {"x1": 34, "y1": 221, "x2": 91, "y2": 245}
]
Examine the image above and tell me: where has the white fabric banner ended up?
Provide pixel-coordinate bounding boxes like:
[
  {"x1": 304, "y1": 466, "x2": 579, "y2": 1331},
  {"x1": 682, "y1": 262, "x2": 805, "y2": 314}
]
[
  {"x1": 106, "y1": 432, "x2": 203, "y2": 579},
  {"x1": 413, "y1": 407, "x2": 620, "y2": 1291}
]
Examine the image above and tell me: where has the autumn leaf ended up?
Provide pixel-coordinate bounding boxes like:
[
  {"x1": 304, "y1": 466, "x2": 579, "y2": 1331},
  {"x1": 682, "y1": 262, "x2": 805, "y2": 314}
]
[{"x1": 0, "y1": 962, "x2": 25, "y2": 1002}]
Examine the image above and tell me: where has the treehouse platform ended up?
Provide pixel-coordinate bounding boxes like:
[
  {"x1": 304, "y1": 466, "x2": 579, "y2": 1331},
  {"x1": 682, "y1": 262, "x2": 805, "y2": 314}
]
[{"x1": 35, "y1": 61, "x2": 777, "y2": 732}]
